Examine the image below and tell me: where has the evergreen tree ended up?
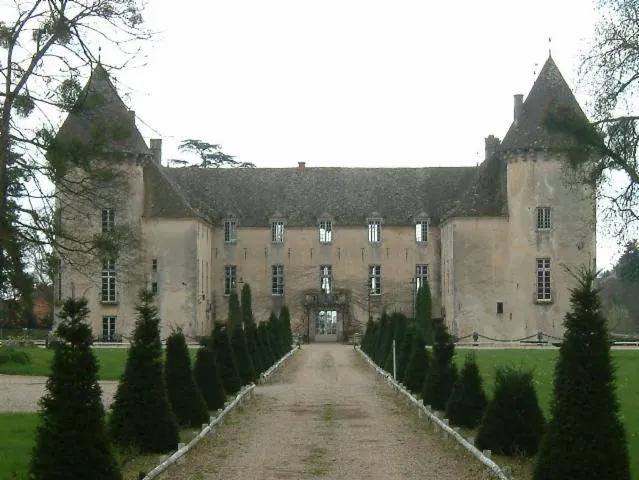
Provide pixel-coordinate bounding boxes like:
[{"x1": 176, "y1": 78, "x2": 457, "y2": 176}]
[
  {"x1": 30, "y1": 298, "x2": 120, "y2": 480},
  {"x1": 268, "y1": 312, "x2": 283, "y2": 359},
  {"x1": 361, "y1": 319, "x2": 374, "y2": 353},
  {"x1": 534, "y1": 267, "x2": 630, "y2": 480},
  {"x1": 231, "y1": 326, "x2": 256, "y2": 385},
  {"x1": 396, "y1": 327, "x2": 415, "y2": 384},
  {"x1": 403, "y1": 332, "x2": 431, "y2": 395},
  {"x1": 375, "y1": 311, "x2": 393, "y2": 368},
  {"x1": 258, "y1": 321, "x2": 275, "y2": 368},
  {"x1": 110, "y1": 291, "x2": 179, "y2": 453},
  {"x1": 212, "y1": 322, "x2": 242, "y2": 395},
  {"x1": 227, "y1": 291, "x2": 242, "y2": 331},
  {"x1": 371, "y1": 313, "x2": 389, "y2": 366},
  {"x1": 445, "y1": 353, "x2": 487, "y2": 428},
  {"x1": 475, "y1": 367, "x2": 544, "y2": 456},
  {"x1": 193, "y1": 340, "x2": 227, "y2": 411},
  {"x1": 279, "y1": 306, "x2": 293, "y2": 350},
  {"x1": 165, "y1": 330, "x2": 209, "y2": 428},
  {"x1": 384, "y1": 313, "x2": 408, "y2": 374},
  {"x1": 240, "y1": 283, "x2": 255, "y2": 327},
  {"x1": 246, "y1": 322, "x2": 264, "y2": 374},
  {"x1": 422, "y1": 319, "x2": 457, "y2": 410},
  {"x1": 415, "y1": 283, "x2": 433, "y2": 344}
]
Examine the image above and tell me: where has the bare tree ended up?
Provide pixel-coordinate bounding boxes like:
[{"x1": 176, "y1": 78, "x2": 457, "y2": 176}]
[{"x1": 0, "y1": 1, "x2": 151, "y2": 306}]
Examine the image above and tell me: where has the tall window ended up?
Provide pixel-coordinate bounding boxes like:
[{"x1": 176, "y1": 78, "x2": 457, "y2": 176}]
[
  {"x1": 224, "y1": 265, "x2": 237, "y2": 295},
  {"x1": 320, "y1": 265, "x2": 332, "y2": 294},
  {"x1": 102, "y1": 316, "x2": 117, "y2": 341},
  {"x1": 152, "y1": 258, "x2": 158, "y2": 271},
  {"x1": 415, "y1": 264, "x2": 428, "y2": 289},
  {"x1": 369, "y1": 265, "x2": 381, "y2": 295},
  {"x1": 272, "y1": 265, "x2": 284, "y2": 295},
  {"x1": 271, "y1": 221, "x2": 284, "y2": 243},
  {"x1": 101, "y1": 259, "x2": 117, "y2": 303},
  {"x1": 224, "y1": 218, "x2": 237, "y2": 243},
  {"x1": 319, "y1": 220, "x2": 332, "y2": 244},
  {"x1": 415, "y1": 220, "x2": 429, "y2": 242},
  {"x1": 151, "y1": 282, "x2": 158, "y2": 296},
  {"x1": 368, "y1": 219, "x2": 381, "y2": 243},
  {"x1": 536, "y1": 258, "x2": 552, "y2": 302},
  {"x1": 101, "y1": 208, "x2": 114, "y2": 233},
  {"x1": 536, "y1": 207, "x2": 551, "y2": 230}
]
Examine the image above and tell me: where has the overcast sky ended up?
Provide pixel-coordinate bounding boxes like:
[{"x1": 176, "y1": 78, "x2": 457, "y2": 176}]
[{"x1": 104, "y1": 0, "x2": 619, "y2": 265}]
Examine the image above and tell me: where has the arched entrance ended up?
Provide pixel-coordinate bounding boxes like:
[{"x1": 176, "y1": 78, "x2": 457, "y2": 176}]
[{"x1": 314, "y1": 310, "x2": 338, "y2": 342}]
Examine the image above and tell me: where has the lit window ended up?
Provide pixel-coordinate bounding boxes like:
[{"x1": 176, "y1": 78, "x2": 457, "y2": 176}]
[
  {"x1": 101, "y1": 208, "x2": 114, "y2": 233},
  {"x1": 415, "y1": 264, "x2": 428, "y2": 289},
  {"x1": 271, "y1": 221, "x2": 284, "y2": 243},
  {"x1": 368, "y1": 219, "x2": 381, "y2": 243},
  {"x1": 102, "y1": 316, "x2": 117, "y2": 342},
  {"x1": 416, "y1": 220, "x2": 429, "y2": 242},
  {"x1": 101, "y1": 259, "x2": 117, "y2": 303},
  {"x1": 224, "y1": 265, "x2": 237, "y2": 295},
  {"x1": 319, "y1": 220, "x2": 332, "y2": 244},
  {"x1": 320, "y1": 265, "x2": 332, "y2": 294},
  {"x1": 536, "y1": 258, "x2": 552, "y2": 302},
  {"x1": 369, "y1": 265, "x2": 381, "y2": 295},
  {"x1": 224, "y1": 218, "x2": 237, "y2": 243},
  {"x1": 536, "y1": 207, "x2": 551, "y2": 230},
  {"x1": 272, "y1": 265, "x2": 284, "y2": 295}
]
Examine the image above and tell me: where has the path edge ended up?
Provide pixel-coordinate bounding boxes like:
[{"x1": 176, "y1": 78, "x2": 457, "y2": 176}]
[
  {"x1": 356, "y1": 346, "x2": 511, "y2": 480},
  {"x1": 142, "y1": 345, "x2": 300, "y2": 480}
]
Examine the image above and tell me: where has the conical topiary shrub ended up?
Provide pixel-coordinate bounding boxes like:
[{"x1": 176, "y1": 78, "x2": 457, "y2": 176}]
[
  {"x1": 110, "y1": 290, "x2": 179, "y2": 453},
  {"x1": 258, "y1": 321, "x2": 275, "y2": 369},
  {"x1": 361, "y1": 319, "x2": 374, "y2": 354},
  {"x1": 403, "y1": 332, "x2": 430, "y2": 394},
  {"x1": 227, "y1": 290, "x2": 242, "y2": 331},
  {"x1": 415, "y1": 283, "x2": 433, "y2": 345},
  {"x1": 396, "y1": 327, "x2": 415, "y2": 384},
  {"x1": 422, "y1": 319, "x2": 457, "y2": 410},
  {"x1": 246, "y1": 322, "x2": 264, "y2": 374},
  {"x1": 445, "y1": 353, "x2": 487, "y2": 428},
  {"x1": 30, "y1": 298, "x2": 121, "y2": 480},
  {"x1": 212, "y1": 322, "x2": 242, "y2": 395},
  {"x1": 279, "y1": 306, "x2": 293, "y2": 350},
  {"x1": 231, "y1": 326, "x2": 256, "y2": 385},
  {"x1": 240, "y1": 283, "x2": 254, "y2": 328},
  {"x1": 165, "y1": 329, "x2": 209, "y2": 427},
  {"x1": 384, "y1": 313, "x2": 407, "y2": 375},
  {"x1": 372, "y1": 313, "x2": 390, "y2": 366},
  {"x1": 475, "y1": 367, "x2": 544, "y2": 456},
  {"x1": 193, "y1": 340, "x2": 227, "y2": 411},
  {"x1": 268, "y1": 313, "x2": 283, "y2": 359},
  {"x1": 534, "y1": 267, "x2": 630, "y2": 480}
]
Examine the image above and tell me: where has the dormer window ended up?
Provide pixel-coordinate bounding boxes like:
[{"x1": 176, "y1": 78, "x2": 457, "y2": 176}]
[
  {"x1": 319, "y1": 220, "x2": 332, "y2": 244},
  {"x1": 367, "y1": 218, "x2": 381, "y2": 243},
  {"x1": 415, "y1": 218, "x2": 429, "y2": 243},
  {"x1": 271, "y1": 220, "x2": 284, "y2": 243},
  {"x1": 224, "y1": 216, "x2": 237, "y2": 243}
]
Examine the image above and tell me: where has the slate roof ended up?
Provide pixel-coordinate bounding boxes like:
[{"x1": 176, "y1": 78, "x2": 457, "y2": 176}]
[
  {"x1": 500, "y1": 55, "x2": 590, "y2": 152},
  {"x1": 56, "y1": 64, "x2": 149, "y2": 154},
  {"x1": 157, "y1": 166, "x2": 479, "y2": 226}
]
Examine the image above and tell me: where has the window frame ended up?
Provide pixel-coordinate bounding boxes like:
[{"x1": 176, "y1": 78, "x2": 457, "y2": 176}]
[
  {"x1": 271, "y1": 264, "x2": 284, "y2": 296},
  {"x1": 152, "y1": 258, "x2": 158, "y2": 272},
  {"x1": 101, "y1": 208, "x2": 114, "y2": 234},
  {"x1": 415, "y1": 264, "x2": 429, "y2": 290},
  {"x1": 367, "y1": 218, "x2": 381, "y2": 244},
  {"x1": 536, "y1": 257, "x2": 552, "y2": 302},
  {"x1": 415, "y1": 219, "x2": 429, "y2": 243},
  {"x1": 369, "y1": 265, "x2": 382, "y2": 295},
  {"x1": 224, "y1": 265, "x2": 237, "y2": 295},
  {"x1": 536, "y1": 206, "x2": 552, "y2": 231},
  {"x1": 271, "y1": 220, "x2": 285, "y2": 243},
  {"x1": 101, "y1": 259, "x2": 117, "y2": 304},
  {"x1": 319, "y1": 220, "x2": 333, "y2": 244},
  {"x1": 102, "y1": 316, "x2": 117, "y2": 342},
  {"x1": 224, "y1": 217, "x2": 238, "y2": 243},
  {"x1": 320, "y1": 265, "x2": 332, "y2": 294}
]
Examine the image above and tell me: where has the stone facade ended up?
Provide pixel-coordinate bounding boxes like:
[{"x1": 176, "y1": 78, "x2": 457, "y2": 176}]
[{"x1": 54, "y1": 56, "x2": 595, "y2": 343}]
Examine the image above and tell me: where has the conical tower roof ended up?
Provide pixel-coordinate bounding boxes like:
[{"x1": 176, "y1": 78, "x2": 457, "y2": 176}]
[
  {"x1": 500, "y1": 56, "x2": 589, "y2": 152},
  {"x1": 56, "y1": 64, "x2": 148, "y2": 154}
]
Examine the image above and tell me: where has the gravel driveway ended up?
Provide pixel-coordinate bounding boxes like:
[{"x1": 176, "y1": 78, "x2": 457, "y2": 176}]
[
  {"x1": 0, "y1": 374, "x2": 118, "y2": 412},
  {"x1": 164, "y1": 344, "x2": 488, "y2": 480}
]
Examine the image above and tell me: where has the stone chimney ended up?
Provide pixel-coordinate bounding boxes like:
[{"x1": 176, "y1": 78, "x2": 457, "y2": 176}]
[
  {"x1": 298, "y1": 161, "x2": 306, "y2": 169},
  {"x1": 484, "y1": 135, "x2": 501, "y2": 160},
  {"x1": 150, "y1": 138, "x2": 162, "y2": 164},
  {"x1": 513, "y1": 94, "x2": 524, "y2": 124}
]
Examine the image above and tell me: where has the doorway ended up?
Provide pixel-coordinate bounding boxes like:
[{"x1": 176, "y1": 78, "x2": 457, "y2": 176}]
[{"x1": 315, "y1": 310, "x2": 338, "y2": 342}]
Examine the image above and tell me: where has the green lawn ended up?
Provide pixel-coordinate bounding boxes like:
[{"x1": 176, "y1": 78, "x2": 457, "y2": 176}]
[
  {"x1": 0, "y1": 413, "x2": 39, "y2": 479},
  {"x1": 454, "y1": 347, "x2": 639, "y2": 480}
]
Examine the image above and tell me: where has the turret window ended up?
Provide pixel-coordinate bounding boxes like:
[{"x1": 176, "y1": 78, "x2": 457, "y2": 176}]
[{"x1": 536, "y1": 207, "x2": 551, "y2": 230}]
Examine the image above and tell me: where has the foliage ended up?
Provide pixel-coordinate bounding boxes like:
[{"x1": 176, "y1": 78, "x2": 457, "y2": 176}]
[
  {"x1": 109, "y1": 291, "x2": 178, "y2": 453},
  {"x1": 178, "y1": 139, "x2": 255, "y2": 168},
  {"x1": 268, "y1": 313, "x2": 283, "y2": 359},
  {"x1": 227, "y1": 291, "x2": 242, "y2": 332},
  {"x1": 231, "y1": 326, "x2": 256, "y2": 386},
  {"x1": 240, "y1": 283, "x2": 254, "y2": 327},
  {"x1": 445, "y1": 353, "x2": 487, "y2": 428},
  {"x1": 193, "y1": 340, "x2": 227, "y2": 411},
  {"x1": 475, "y1": 366, "x2": 545, "y2": 457},
  {"x1": 165, "y1": 330, "x2": 209, "y2": 428},
  {"x1": 361, "y1": 319, "x2": 375, "y2": 354},
  {"x1": 258, "y1": 321, "x2": 275, "y2": 369},
  {"x1": 534, "y1": 266, "x2": 630, "y2": 479},
  {"x1": 371, "y1": 313, "x2": 389, "y2": 366},
  {"x1": 396, "y1": 327, "x2": 415, "y2": 384},
  {"x1": 279, "y1": 306, "x2": 293, "y2": 350},
  {"x1": 246, "y1": 322, "x2": 264, "y2": 374},
  {"x1": 403, "y1": 332, "x2": 430, "y2": 395},
  {"x1": 0, "y1": 348, "x2": 30, "y2": 365},
  {"x1": 600, "y1": 240, "x2": 639, "y2": 333},
  {"x1": 373, "y1": 312, "x2": 392, "y2": 367},
  {"x1": 415, "y1": 283, "x2": 433, "y2": 344},
  {"x1": 384, "y1": 313, "x2": 408, "y2": 374},
  {"x1": 0, "y1": 0, "x2": 151, "y2": 308},
  {"x1": 30, "y1": 297, "x2": 120, "y2": 479},
  {"x1": 422, "y1": 319, "x2": 457, "y2": 410},
  {"x1": 212, "y1": 322, "x2": 242, "y2": 395}
]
